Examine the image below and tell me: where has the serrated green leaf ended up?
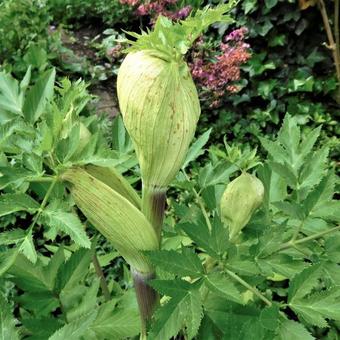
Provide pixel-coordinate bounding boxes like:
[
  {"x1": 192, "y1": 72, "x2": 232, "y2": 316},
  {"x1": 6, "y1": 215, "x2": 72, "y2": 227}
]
[
  {"x1": 8, "y1": 255, "x2": 51, "y2": 292},
  {"x1": 299, "y1": 147, "x2": 329, "y2": 189},
  {"x1": 303, "y1": 174, "x2": 329, "y2": 216},
  {"x1": 298, "y1": 126, "x2": 321, "y2": 162},
  {"x1": 258, "y1": 254, "x2": 306, "y2": 279},
  {"x1": 185, "y1": 289, "x2": 204, "y2": 340},
  {"x1": 19, "y1": 229, "x2": 37, "y2": 263},
  {"x1": 275, "y1": 320, "x2": 314, "y2": 340},
  {"x1": 290, "y1": 288, "x2": 340, "y2": 327},
  {"x1": 260, "y1": 305, "x2": 279, "y2": 331},
  {"x1": 182, "y1": 128, "x2": 212, "y2": 169},
  {"x1": 21, "y1": 317, "x2": 63, "y2": 340},
  {"x1": 0, "y1": 229, "x2": 26, "y2": 245},
  {"x1": 55, "y1": 248, "x2": 93, "y2": 293},
  {"x1": 16, "y1": 290, "x2": 59, "y2": 317},
  {"x1": 259, "y1": 137, "x2": 288, "y2": 164},
  {"x1": 268, "y1": 161, "x2": 297, "y2": 188},
  {"x1": 48, "y1": 310, "x2": 97, "y2": 340},
  {"x1": 288, "y1": 264, "x2": 323, "y2": 302},
  {"x1": 23, "y1": 68, "x2": 56, "y2": 123},
  {"x1": 41, "y1": 206, "x2": 91, "y2": 249},
  {"x1": 150, "y1": 278, "x2": 194, "y2": 297},
  {"x1": 272, "y1": 201, "x2": 304, "y2": 220},
  {"x1": 0, "y1": 71, "x2": 22, "y2": 115},
  {"x1": 0, "y1": 248, "x2": 19, "y2": 276},
  {"x1": 0, "y1": 295, "x2": 19, "y2": 340},
  {"x1": 205, "y1": 273, "x2": 244, "y2": 304},
  {"x1": 149, "y1": 294, "x2": 187, "y2": 340},
  {"x1": 90, "y1": 302, "x2": 140, "y2": 339},
  {"x1": 67, "y1": 279, "x2": 100, "y2": 322},
  {"x1": 147, "y1": 247, "x2": 204, "y2": 278},
  {"x1": 0, "y1": 193, "x2": 40, "y2": 217}
]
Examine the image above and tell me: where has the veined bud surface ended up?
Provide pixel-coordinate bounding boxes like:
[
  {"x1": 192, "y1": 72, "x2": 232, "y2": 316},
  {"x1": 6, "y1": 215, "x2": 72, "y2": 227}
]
[
  {"x1": 220, "y1": 172, "x2": 264, "y2": 240},
  {"x1": 117, "y1": 50, "x2": 200, "y2": 190}
]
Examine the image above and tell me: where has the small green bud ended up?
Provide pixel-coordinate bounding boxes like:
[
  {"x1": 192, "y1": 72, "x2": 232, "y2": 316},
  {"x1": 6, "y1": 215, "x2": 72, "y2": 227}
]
[
  {"x1": 220, "y1": 172, "x2": 264, "y2": 240},
  {"x1": 117, "y1": 51, "x2": 200, "y2": 190}
]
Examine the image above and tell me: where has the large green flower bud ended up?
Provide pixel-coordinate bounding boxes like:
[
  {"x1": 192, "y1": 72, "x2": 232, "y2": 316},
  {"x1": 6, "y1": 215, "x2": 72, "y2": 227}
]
[
  {"x1": 220, "y1": 172, "x2": 264, "y2": 240},
  {"x1": 117, "y1": 50, "x2": 200, "y2": 190}
]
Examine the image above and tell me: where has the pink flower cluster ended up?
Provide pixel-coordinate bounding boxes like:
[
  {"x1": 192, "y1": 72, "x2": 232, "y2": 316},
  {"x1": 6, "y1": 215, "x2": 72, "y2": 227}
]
[
  {"x1": 190, "y1": 28, "x2": 251, "y2": 108},
  {"x1": 120, "y1": 0, "x2": 192, "y2": 21}
]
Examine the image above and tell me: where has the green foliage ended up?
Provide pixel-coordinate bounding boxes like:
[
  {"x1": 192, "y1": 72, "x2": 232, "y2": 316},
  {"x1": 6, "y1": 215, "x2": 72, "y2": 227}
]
[
  {"x1": 0, "y1": 294, "x2": 19, "y2": 340},
  {"x1": 0, "y1": 0, "x2": 51, "y2": 65},
  {"x1": 47, "y1": 0, "x2": 134, "y2": 25},
  {"x1": 200, "y1": 0, "x2": 339, "y2": 157},
  {"x1": 126, "y1": 3, "x2": 236, "y2": 60},
  {"x1": 146, "y1": 114, "x2": 340, "y2": 339}
]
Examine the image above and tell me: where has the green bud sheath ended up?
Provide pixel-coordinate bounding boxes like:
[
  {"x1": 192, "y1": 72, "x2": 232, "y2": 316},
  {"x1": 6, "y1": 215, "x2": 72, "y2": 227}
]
[
  {"x1": 117, "y1": 50, "x2": 200, "y2": 190},
  {"x1": 85, "y1": 164, "x2": 141, "y2": 209},
  {"x1": 62, "y1": 167, "x2": 158, "y2": 273},
  {"x1": 220, "y1": 172, "x2": 264, "y2": 240}
]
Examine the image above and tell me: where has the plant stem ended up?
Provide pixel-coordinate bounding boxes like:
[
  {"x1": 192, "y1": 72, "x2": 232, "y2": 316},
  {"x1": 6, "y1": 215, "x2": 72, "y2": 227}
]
[
  {"x1": 278, "y1": 225, "x2": 340, "y2": 252},
  {"x1": 142, "y1": 184, "x2": 166, "y2": 240},
  {"x1": 182, "y1": 171, "x2": 212, "y2": 231},
  {"x1": 225, "y1": 268, "x2": 272, "y2": 306},
  {"x1": 132, "y1": 269, "x2": 158, "y2": 339},
  {"x1": 335, "y1": 0, "x2": 340, "y2": 74},
  {"x1": 92, "y1": 254, "x2": 110, "y2": 301},
  {"x1": 27, "y1": 176, "x2": 56, "y2": 183},
  {"x1": 290, "y1": 219, "x2": 305, "y2": 243},
  {"x1": 318, "y1": 0, "x2": 340, "y2": 81},
  {"x1": 132, "y1": 183, "x2": 166, "y2": 337},
  {"x1": 30, "y1": 177, "x2": 59, "y2": 229}
]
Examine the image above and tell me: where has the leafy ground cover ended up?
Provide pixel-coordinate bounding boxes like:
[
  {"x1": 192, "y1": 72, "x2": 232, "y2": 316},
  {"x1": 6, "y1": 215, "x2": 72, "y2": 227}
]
[{"x1": 0, "y1": 0, "x2": 339, "y2": 339}]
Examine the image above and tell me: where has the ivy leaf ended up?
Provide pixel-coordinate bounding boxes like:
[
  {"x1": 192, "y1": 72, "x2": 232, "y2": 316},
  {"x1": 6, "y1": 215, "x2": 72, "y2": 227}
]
[
  {"x1": 275, "y1": 320, "x2": 314, "y2": 340},
  {"x1": 147, "y1": 247, "x2": 204, "y2": 278},
  {"x1": 40, "y1": 207, "x2": 91, "y2": 249},
  {"x1": 0, "y1": 193, "x2": 40, "y2": 217},
  {"x1": 48, "y1": 310, "x2": 97, "y2": 340},
  {"x1": 0, "y1": 295, "x2": 19, "y2": 340}
]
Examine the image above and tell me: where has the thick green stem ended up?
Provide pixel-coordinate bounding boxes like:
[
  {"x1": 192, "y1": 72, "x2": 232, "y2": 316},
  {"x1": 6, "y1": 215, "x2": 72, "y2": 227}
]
[
  {"x1": 132, "y1": 184, "x2": 166, "y2": 337},
  {"x1": 132, "y1": 269, "x2": 158, "y2": 339}
]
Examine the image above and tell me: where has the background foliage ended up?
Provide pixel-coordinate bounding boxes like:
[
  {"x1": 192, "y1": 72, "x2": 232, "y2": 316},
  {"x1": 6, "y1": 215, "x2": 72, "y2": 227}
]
[{"x1": 0, "y1": 0, "x2": 339, "y2": 339}]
